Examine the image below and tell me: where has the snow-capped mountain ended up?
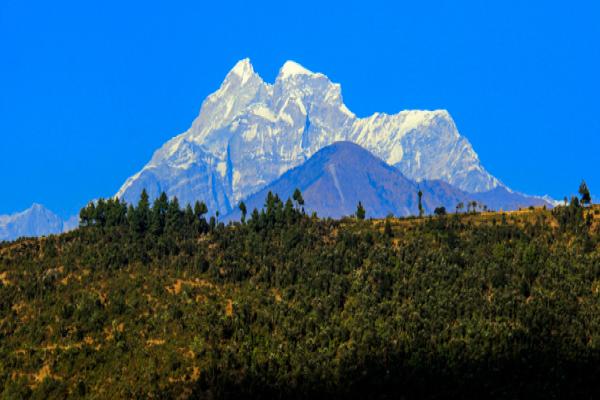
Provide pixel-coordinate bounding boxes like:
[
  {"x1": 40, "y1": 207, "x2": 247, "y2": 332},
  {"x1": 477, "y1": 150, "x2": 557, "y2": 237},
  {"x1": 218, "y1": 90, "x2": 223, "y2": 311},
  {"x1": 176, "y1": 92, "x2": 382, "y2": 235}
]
[
  {"x1": 226, "y1": 142, "x2": 548, "y2": 220},
  {"x1": 117, "y1": 59, "x2": 502, "y2": 214},
  {"x1": 0, "y1": 204, "x2": 71, "y2": 241}
]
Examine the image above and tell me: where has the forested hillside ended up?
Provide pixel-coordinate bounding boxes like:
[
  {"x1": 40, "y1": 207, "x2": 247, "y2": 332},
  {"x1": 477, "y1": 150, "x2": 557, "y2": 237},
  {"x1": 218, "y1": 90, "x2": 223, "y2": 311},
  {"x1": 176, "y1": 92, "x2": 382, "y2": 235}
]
[{"x1": 1, "y1": 190, "x2": 599, "y2": 399}]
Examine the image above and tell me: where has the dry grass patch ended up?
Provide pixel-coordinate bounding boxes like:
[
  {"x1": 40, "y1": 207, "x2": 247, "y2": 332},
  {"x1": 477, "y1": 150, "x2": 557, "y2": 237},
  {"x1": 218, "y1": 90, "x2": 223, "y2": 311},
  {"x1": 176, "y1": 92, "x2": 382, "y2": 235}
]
[
  {"x1": 146, "y1": 338, "x2": 166, "y2": 346},
  {"x1": 166, "y1": 278, "x2": 213, "y2": 295},
  {"x1": 34, "y1": 364, "x2": 60, "y2": 384},
  {"x1": 225, "y1": 299, "x2": 234, "y2": 316},
  {"x1": 272, "y1": 288, "x2": 282, "y2": 302},
  {"x1": 0, "y1": 271, "x2": 12, "y2": 286}
]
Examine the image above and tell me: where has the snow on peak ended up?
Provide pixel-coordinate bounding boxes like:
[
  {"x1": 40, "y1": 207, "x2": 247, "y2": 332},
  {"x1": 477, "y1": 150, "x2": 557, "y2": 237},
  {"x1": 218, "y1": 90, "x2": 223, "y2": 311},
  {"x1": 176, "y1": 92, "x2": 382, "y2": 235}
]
[
  {"x1": 19, "y1": 203, "x2": 53, "y2": 217},
  {"x1": 0, "y1": 203, "x2": 67, "y2": 241},
  {"x1": 278, "y1": 60, "x2": 314, "y2": 79},
  {"x1": 117, "y1": 59, "x2": 505, "y2": 214},
  {"x1": 228, "y1": 58, "x2": 255, "y2": 85}
]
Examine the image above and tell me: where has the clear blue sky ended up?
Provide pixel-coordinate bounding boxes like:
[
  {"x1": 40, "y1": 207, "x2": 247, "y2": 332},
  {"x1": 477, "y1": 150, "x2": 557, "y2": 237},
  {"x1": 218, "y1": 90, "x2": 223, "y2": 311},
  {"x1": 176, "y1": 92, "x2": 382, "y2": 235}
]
[{"x1": 1, "y1": 0, "x2": 598, "y2": 218}]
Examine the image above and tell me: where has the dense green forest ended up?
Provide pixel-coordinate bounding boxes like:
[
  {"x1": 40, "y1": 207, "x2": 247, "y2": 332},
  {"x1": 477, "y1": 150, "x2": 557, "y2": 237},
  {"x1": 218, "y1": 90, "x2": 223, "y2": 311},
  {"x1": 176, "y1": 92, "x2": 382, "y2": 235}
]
[{"x1": 0, "y1": 189, "x2": 599, "y2": 399}]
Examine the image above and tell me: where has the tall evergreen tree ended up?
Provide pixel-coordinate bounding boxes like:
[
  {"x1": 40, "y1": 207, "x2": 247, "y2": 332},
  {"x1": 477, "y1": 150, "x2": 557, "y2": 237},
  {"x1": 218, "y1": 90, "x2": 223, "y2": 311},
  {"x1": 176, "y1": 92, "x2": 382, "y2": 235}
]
[
  {"x1": 418, "y1": 189, "x2": 423, "y2": 217},
  {"x1": 96, "y1": 199, "x2": 107, "y2": 226},
  {"x1": 194, "y1": 201, "x2": 208, "y2": 218},
  {"x1": 135, "y1": 189, "x2": 151, "y2": 235},
  {"x1": 165, "y1": 197, "x2": 182, "y2": 236},
  {"x1": 250, "y1": 208, "x2": 260, "y2": 225},
  {"x1": 579, "y1": 180, "x2": 591, "y2": 206},
  {"x1": 293, "y1": 188, "x2": 304, "y2": 207},
  {"x1": 105, "y1": 198, "x2": 127, "y2": 227},
  {"x1": 284, "y1": 198, "x2": 295, "y2": 223},
  {"x1": 239, "y1": 201, "x2": 247, "y2": 223},
  {"x1": 193, "y1": 201, "x2": 209, "y2": 234},
  {"x1": 150, "y1": 192, "x2": 169, "y2": 236},
  {"x1": 183, "y1": 204, "x2": 195, "y2": 238},
  {"x1": 356, "y1": 201, "x2": 366, "y2": 220},
  {"x1": 126, "y1": 204, "x2": 136, "y2": 231}
]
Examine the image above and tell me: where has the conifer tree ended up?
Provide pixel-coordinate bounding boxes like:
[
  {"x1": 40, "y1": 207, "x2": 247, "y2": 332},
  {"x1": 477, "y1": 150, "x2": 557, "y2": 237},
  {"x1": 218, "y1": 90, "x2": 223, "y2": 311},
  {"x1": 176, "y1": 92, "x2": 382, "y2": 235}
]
[
  {"x1": 193, "y1": 201, "x2": 209, "y2": 234},
  {"x1": 96, "y1": 199, "x2": 107, "y2": 226},
  {"x1": 239, "y1": 201, "x2": 247, "y2": 223},
  {"x1": 150, "y1": 192, "x2": 169, "y2": 236},
  {"x1": 356, "y1": 201, "x2": 366, "y2": 220},
  {"x1": 80, "y1": 202, "x2": 96, "y2": 227},
  {"x1": 183, "y1": 204, "x2": 195, "y2": 237},
  {"x1": 128, "y1": 193, "x2": 149, "y2": 236},
  {"x1": 126, "y1": 204, "x2": 136, "y2": 230},
  {"x1": 105, "y1": 198, "x2": 127, "y2": 227},
  {"x1": 136, "y1": 189, "x2": 150, "y2": 234},
  {"x1": 579, "y1": 180, "x2": 591, "y2": 206},
  {"x1": 194, "y1": 201, "x2": 208, "y2": 218},
  {"x1": 165, "y1": 197, "x2": 182, "y2": 235},
  {"x1": 293, "y1": 188, "x2": 304, "y2": 207},
  {"x1": 265, "y1": 192, "x2": 275, "y2": 211},
  {"x1": 284, "y1": 198, "x2": 294, "y2": 222},
  {"x1": 250, "y1": 208, "x2": 260, "y2": 224}
]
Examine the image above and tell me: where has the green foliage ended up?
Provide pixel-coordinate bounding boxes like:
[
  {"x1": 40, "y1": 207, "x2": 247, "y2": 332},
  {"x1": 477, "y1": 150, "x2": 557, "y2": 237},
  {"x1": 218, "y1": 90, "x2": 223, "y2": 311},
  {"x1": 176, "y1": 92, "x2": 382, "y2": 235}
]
[
  {"x1": 0, "y1": 192, "x2": 599, "y2": 399},
  {"x1": 293, "y1": 188, "x2": 305, "y2": 207},
  {"x1": 468, "y1": 200, "x2": 478, "y2": 213},
  {"x1": 150, "y1": 192, "x2": 169, "y2": 236},
  {"x1": 434, "y1": 206, "x2": 447, "y2": 216},
  {"x1": 239, "y1": 201, "x2": 247, "y2": 223},
  {"x1": 552, "y1": 197, "x2": 587, "y2": 234},
  {"x1": 579, "y1": 179, "x2": 592, "y2": 205},
  {"x1": 356, "y1": 201, "x2": 366, "y2": 220}
]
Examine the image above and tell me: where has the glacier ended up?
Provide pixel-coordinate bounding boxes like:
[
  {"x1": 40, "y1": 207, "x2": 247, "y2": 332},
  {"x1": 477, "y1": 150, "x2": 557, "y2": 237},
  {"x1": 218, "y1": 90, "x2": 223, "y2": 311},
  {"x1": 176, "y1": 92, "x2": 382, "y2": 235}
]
[{"x1": 117, "y1": 58, "x2": 503, "y2": 214}]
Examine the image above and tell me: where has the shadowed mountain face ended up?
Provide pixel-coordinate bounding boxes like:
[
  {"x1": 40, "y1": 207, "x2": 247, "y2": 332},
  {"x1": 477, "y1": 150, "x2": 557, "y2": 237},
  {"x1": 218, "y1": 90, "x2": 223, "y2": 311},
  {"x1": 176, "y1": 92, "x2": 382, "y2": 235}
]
[{"x1": 227, "y1": 142, "x2": 549, "y2": 220}]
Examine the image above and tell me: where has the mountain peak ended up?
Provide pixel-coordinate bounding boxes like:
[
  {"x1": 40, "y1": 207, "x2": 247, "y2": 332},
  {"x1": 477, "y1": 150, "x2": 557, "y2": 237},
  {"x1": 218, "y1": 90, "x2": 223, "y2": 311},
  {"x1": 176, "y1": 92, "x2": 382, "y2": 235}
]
[
  {"x1": 118, "y1": 60, "x2": 507, "y2": 215},
  {"x1": 226, "y1": 142, "x2": 416, "y2": 219},
  {"x1": 321, "y1": 141, "x2": 369, "y2": 155},
  {"x1": 29, "y1": 203, "x2": 46, "y2": 212},
  {"x1": 226, "y1": 58, "x2": 256, "y2": 85},
  {"x1": 0, "y1": 203, "x2": 67, "y2": 241},
  {"x1": 226, "y1": 142, "x2": 549, "y2": 221},
  {"x1": 278, "y1": 60, "x2": 315, "y2": 80}
]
